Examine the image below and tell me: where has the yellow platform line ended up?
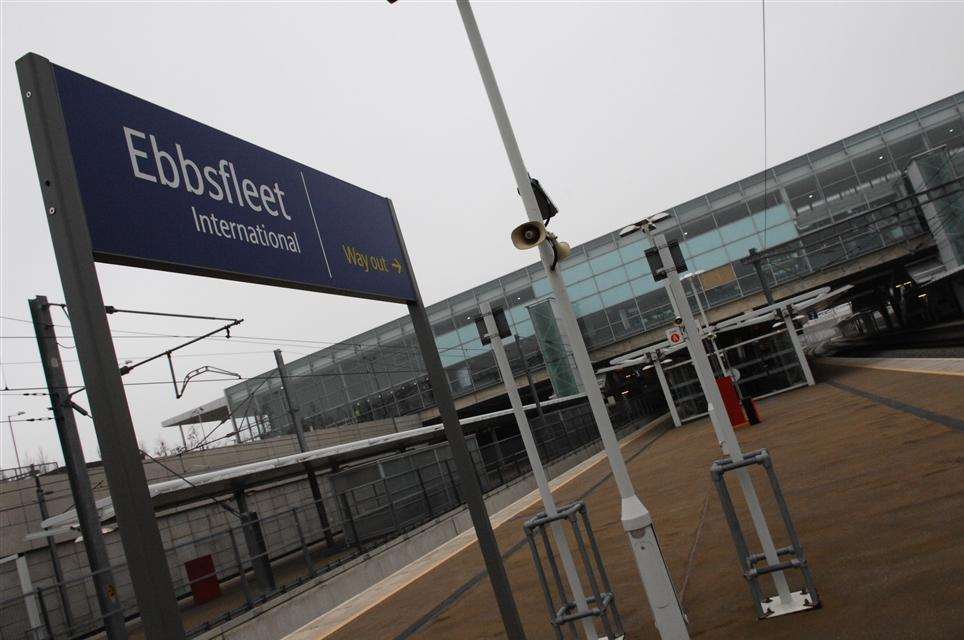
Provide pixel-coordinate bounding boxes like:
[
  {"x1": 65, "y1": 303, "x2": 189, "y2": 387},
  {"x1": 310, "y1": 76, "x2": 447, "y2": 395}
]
[{"x1": 284, "y1": 417, "x2": 665, "y2": 640}]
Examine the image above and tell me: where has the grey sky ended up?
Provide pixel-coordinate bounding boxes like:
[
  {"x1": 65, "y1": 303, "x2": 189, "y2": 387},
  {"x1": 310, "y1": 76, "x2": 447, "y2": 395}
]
[{"x1": 2, "y1": 0, "x2": 963, "y2": 466}]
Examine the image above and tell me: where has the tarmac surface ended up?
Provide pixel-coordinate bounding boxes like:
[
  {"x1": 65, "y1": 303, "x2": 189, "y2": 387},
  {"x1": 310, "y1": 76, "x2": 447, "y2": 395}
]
[{"x1": 297, "y1": 361, "x2": 964, "y2": 640}]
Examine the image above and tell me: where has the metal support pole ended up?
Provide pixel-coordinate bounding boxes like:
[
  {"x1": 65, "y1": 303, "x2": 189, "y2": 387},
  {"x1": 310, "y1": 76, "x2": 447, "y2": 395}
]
[
  {"x1": 651, "y1": 354, "x2": 682, "y2": 428},
  {"x1": 29, "y1": 296, "x2": 127, "y2": 639},
  {"x1": 274, "y1": 350, "x2": 335, "y2": 547},
  {"x1": 454, "y1": 5, "x2": 687, "y2": 636},
  {"x1": 338, "y1": 493, "x2": 362, "y2": 550},
  {"x1": 748, "y1": 248, "x2": 774, "y2": 305},
  {"x1": 18, "y1": 54, "x2": 183, "y2": 640},
  {"x1": 7, "y1": 414, "x2": 23, "y2": 470},
  {"x1": 653, "y1": 234, "x2": 794, "y2": 606},
  {"x1": 233, "y1": 487, "x2": 275, "y2": 593},
  {"x1": 685, "y1": 276, "x2": 725, "y2": 372},
  {"x1": 481, "y1": 302, "x2": 598, "y2": 640},
  {"x1": 178, "y1": 426, "x2": 188, "y2": 451},
  {"x1": 414, "y1": 467, "x2": 434, "y2": 518},
  {"x1": 15, "y1": 554, "x2": 48, "y2": 640},
  {"x1": 780, "y1": 307, "x2": 814, "y2": 387},
  {"x1": 386, "y1": 193, "x2": 523, "y2": 638},
  {"x1": 33, "y1": 472, "x2": 75, "y2": 633},
  {"x1": 291, "y1": 508, "x2": 315, "y2": 577},
  {"x1": 513, "y1": 338, "x2": 544, "y2": 422}
]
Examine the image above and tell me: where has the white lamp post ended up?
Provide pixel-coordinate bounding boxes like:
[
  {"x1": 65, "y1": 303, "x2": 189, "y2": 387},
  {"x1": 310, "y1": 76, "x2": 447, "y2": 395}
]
[
  {"x1": 454, "y1": 3, "x2": 689, "y2": 638},
  {"x1": 622, "y1": 219, "x2": 805, "y2": 615}
]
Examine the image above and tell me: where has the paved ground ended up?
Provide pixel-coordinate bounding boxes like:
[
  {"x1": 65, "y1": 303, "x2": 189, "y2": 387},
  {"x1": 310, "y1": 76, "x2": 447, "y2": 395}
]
[{"x1": 303, "y1": 362, "x2": 963, "y2": 640}]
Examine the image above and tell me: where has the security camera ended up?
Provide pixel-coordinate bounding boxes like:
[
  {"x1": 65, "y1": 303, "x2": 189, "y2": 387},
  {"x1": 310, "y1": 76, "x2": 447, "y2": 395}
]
[{"x1": 673, "y1": 316, "x2": 683, "y2": 326}]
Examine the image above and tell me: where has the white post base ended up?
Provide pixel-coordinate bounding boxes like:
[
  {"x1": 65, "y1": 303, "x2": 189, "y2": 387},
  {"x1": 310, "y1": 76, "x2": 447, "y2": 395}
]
[
  {"x1": 761, "y1": 590, "x2": 817, "y2": 618},
  {"x1": 621, "y1": 497, "x2": 690, "y2": 640}
]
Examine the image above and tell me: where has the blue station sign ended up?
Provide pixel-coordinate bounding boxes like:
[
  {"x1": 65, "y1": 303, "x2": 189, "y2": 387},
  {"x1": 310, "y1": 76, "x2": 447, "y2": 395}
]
[{"x1": 49, "y1": 63, "x2": 416, "y2": 303}]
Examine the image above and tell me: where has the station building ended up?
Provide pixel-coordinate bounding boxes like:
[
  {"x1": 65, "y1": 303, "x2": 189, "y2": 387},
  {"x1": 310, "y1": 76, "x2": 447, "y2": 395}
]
[{"x1": 212, "y1": 90, "x2": 964, "y2": 443}]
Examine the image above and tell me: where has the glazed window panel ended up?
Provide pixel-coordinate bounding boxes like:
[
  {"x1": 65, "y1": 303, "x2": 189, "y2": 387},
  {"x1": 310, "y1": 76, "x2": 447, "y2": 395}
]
[
  {"x1": 594, "y1": 266, "x2": 628, "y2": 291},
  {"x1": 601, "y1": 282, "x2": 634, "y2": 307},
  {"x1": 589, "y1": 251, "x2": 622, "y2": 274},
  {"x1": 561, "y1": 261, "x2": 593, "y2": 285}
]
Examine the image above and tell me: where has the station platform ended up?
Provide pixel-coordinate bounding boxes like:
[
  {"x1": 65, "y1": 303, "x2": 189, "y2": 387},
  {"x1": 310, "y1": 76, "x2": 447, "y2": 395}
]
[{"x1": 286, "y1": 360, "x2": 964, "y2": 640}]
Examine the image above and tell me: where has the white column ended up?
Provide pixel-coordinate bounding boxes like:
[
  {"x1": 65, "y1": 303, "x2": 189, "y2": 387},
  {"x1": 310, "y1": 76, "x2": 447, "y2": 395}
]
[
  {"x1": 456, "y1": 3, "x2": 689, "y2": 637},
  {"x1": 781, "y1": 307, "x2": 814, "y2": 386},
  {"x1": 653, "y1": 233, "x2": 793, "y2": 606},
  {"x1": 481, "y1": 303, "x2": 598, "y2": 640},
  {"x1": 652, "y1": 354, "x2": 681, "y2": 428},
  {"x1": 16, "y1": 555, "x2": 49, "y2": 639}
]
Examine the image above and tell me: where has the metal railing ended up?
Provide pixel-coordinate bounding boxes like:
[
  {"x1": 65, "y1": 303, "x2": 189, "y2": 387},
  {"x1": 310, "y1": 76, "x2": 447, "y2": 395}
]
[{"x1": 0, "y1": 398, "x2": 660, "y2": 640}]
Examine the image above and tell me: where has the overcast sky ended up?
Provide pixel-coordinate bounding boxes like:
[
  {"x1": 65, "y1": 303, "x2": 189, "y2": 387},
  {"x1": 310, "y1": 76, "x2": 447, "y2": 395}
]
[{"x1": 2, "y1": 0, "x2": 963, "y2": 467}]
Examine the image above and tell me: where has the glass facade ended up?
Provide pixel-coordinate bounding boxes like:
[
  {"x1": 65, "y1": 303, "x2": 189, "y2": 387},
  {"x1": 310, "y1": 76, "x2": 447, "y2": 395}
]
[{"x1": 227, "y1": 91, "x2": 964, "y2": 439}]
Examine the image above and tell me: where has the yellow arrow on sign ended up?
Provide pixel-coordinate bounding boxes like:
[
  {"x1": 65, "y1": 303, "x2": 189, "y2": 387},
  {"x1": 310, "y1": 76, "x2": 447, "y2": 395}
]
[{"x1": 391, "y1": 258, "x2": 402, "y2": 274}]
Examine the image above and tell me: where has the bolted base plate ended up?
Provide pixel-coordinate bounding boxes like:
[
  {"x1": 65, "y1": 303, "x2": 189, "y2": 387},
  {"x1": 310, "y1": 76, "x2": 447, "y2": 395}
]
[{"x1": 761, "y1": 590, "x2": 817, "y2": 618}]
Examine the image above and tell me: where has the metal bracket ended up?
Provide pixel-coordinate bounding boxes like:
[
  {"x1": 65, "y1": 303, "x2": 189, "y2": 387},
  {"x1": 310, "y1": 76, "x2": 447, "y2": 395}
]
[
  {"x1": 523, "y1": 501, "x2": 625, "y2": 640},
  {"x1": 710, "y1": 448, "x2": 821, "y2": 619}
]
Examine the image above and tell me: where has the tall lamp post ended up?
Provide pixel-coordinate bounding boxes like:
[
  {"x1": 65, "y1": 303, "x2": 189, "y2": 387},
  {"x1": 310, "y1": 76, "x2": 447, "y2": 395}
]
[
  {"x1": 622, "y1": 217, "x2": 815, "y2": 617},
  {"x1": 6, "y1": 411, "x2": 26, "y2": 471},
  {"x1": 680, "y1": 271, "x2": 726, "y2": 372},
  {"x1": 447, "y1": 3, "x2": 690, "y2": 638}
]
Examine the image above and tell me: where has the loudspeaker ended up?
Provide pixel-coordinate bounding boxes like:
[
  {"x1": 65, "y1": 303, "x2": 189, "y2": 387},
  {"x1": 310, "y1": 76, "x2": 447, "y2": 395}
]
[
  {"x1": 552, "y1": 240, "x2": 571, "y2": 262},
  {"x1": 511, "y1": 221, "x2": 547, "y2": 250}
]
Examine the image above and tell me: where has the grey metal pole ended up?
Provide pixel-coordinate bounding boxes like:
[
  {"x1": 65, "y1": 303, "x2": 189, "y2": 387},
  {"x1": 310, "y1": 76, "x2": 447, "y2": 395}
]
[
  {"x1": 454, "y1": 5, "x2": 688, "y2": 637},
  {"x1": 29, "y1": 296, "x2": 127, "y2": 639},
  {"x1": 274, "y1": 350, "x2": 334, "y2": 547},
  {"x1": 18, "y1": 53, "x2": 184, "y2": 640},
  {"x1": 780, "y1": 308, "x2": 815, "y2": 386},
  {"x1": 651, "y1": 234, "x2": 794, "y2": 607},
  {"x1": 513, "y1": 339, "x2": 544, "y2": 421},
  {"x1": 33, "y1": 472, "x2": 76, "y2": 633},
  {"x1": 481, "y1": 302, "x2": 597, "y2": 639},
  {"x1": 683, "y1": 275, "x2": 725, "y2": 372},
  {"x1": 747, "y1": 248, "x2": 774, "y2": 305},
  {"x1": 386, "y1": 196, "x2": 525, "y2": 639},
  {"x1": 7, "y1": 413, "x2": 24, "y2": 471}
]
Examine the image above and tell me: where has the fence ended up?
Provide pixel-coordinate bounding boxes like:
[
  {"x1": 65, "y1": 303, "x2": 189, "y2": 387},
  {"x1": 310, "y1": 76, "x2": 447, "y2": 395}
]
[
  {"x1": 0, "y1": 397, "x2": 660, "y2": 639},
  {"x1": 663, "y1": 327, "x2": 807, "y2": 422}
]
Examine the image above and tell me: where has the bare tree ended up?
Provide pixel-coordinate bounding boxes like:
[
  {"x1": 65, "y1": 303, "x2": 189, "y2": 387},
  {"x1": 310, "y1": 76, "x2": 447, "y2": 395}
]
[{"x1": 153, "y1": 437, "x2": 170, "y2": 458}]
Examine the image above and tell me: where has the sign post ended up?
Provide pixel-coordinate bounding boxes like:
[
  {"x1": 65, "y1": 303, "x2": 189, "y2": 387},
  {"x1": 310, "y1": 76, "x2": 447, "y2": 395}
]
[
  {"x1": 17, "y1": 53, "x2": 184, "y2": 639},
  {"x1": 17, "y1": 51, "x2": 522, "y2": 638}
]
